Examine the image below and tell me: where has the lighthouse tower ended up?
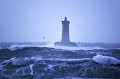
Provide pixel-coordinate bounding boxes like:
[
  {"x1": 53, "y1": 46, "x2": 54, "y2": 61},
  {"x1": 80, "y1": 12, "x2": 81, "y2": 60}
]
[
  {"x1": 61, "y1": 17, "x2": 70, "y2": 43},
  {"x1": 54, "y1": 17, "x2": 77, "y2": 47}
]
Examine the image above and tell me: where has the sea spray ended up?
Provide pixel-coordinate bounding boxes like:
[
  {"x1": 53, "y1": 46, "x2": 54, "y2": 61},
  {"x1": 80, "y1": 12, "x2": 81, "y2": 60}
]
[
  {"x1": 93, "y1": 54, "x2": 120, "y2": 65},
  {"x1": 29, "y1": 64, "x2": 34, "y2": 75}
]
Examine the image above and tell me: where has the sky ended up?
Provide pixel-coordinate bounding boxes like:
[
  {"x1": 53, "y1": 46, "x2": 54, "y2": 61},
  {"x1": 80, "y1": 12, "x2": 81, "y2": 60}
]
[{"x1": 0, "y1": 0, "x2": 120, "y2": 43}]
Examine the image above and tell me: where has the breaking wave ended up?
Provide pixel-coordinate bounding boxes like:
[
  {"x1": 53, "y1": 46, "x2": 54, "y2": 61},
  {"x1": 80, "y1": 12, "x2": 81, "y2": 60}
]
[
  {"x1": 0, "y1": 54, "x2": 120, "y2": 78},
  {"x1": 0, "y1": 56, "x2": 92, "y2": 78},
  {"x1": 8, "y1": 45, "x2": 30, "y2": 51},
  {"x1": 0, "y1": 44, "x2": 120, "y2": 78},
  {"x1": 42, "y1": 44, "x2": 105, "y2": 50},
  {"x1": 93, "y1": 54, "x2": 120, "y2": 65},
  {"x1": 0, "y1": 44, "x2": 109, "y2": 52}
]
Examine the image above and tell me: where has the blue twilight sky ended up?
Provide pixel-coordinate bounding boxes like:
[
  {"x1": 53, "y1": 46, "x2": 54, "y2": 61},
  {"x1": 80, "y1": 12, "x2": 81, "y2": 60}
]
[{"x1": 0, "y1": 0, "x2": 120, "y2": 43}]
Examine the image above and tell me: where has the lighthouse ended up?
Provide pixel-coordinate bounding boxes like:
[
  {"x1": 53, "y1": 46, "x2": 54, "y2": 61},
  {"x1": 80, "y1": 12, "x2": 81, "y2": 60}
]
[
  {"x1": 54, "y1": 17, "x2": 77, "y2": 47},
  {"x1": 61, "y1": 17, "x2": 70, "y2": 43}
]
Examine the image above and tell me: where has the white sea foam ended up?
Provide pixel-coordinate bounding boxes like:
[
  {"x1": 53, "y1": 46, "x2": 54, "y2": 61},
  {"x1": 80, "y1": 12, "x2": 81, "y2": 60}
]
[
  {"x1": 41, "y1": 44, "x2": 104, "y2": 50},
  {"x1": 30, "y1": 58, "x2": 91, "y2": 62},
  {"x1": 10, "y1": 56, "x2": 41, "y2": 66},
  {"x1": 93, "y1": 54, "x2": 120, "y2": 65},
  {"x1": 31, "y1": 56, "x2": 42, "y2": 61},
  {"x1": 8, "y1": 45, "x2": 29, "y2": 51},
  {"x1": 29, "y1": 55, "x2": 91, "y2": 61},
  {"x1": 11, "y1": 57, "x2": 29, "y2": 65},
  {"x1": 10, "y1": 57, "x2": 91, "y2": 66},
  {"x1": 29, "y1": 64, "x2": 34, "y2": 75},
  {"x1": 30, "y1": 56, "x2": 91, "y2": 62},
  {"x1": 46, "y1": 64, "x2": 56, "y2": 71},
  {"x1": 8, "y1": 44, "x2": 105, "y2": 51}
]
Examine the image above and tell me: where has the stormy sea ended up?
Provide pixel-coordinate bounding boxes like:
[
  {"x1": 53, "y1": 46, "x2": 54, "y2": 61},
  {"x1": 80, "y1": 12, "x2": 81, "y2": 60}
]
[{"x1": 0, "y1": 42, "x2": 120, "y2": 79}]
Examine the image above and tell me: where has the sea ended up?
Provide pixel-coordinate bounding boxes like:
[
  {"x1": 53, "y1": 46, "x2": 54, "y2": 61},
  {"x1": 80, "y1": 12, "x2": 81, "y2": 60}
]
[{"x1": 0, "y1": 42, "x2": 120, "y2": 79}]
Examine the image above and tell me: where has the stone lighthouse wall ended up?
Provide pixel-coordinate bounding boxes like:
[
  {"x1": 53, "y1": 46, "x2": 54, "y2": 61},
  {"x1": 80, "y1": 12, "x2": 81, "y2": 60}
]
[{"x1": 61, "y1": 18, "x2": 70, "y2": 43}]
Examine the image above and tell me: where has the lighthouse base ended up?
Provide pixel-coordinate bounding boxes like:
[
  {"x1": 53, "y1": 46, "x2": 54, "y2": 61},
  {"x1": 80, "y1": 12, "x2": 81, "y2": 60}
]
[{"x1": 54, "y1": 42, "x2": 77, "y2": 47}]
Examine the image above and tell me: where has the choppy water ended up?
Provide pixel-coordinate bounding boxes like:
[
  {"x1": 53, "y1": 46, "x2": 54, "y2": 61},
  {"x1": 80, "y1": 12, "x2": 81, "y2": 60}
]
[{"x1": 0, "y1": 44, "x2": 120, "y2": 79}]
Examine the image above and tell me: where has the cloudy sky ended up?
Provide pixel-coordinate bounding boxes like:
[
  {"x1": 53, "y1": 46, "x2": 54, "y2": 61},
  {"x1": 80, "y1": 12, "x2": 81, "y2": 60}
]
[{"x1": 0, "y1": 0, "x2": 120, "y2": 43}]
